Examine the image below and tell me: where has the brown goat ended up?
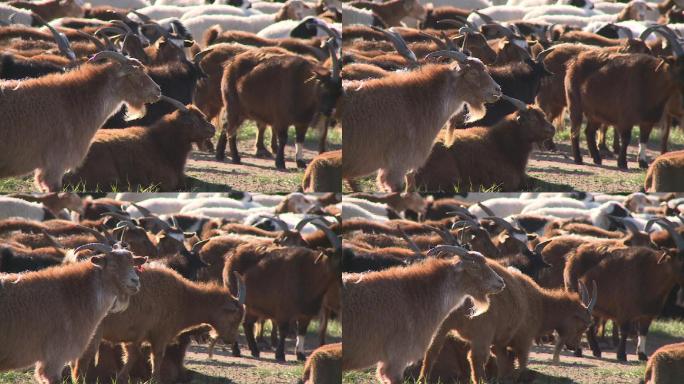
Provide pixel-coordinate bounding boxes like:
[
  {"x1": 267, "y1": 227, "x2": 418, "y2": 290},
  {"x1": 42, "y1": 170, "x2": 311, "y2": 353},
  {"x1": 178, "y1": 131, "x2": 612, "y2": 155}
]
[
  {"x1": 343, "y1": 247, "x2": 505, "y2": 384},
  {"x1": 0, "y1": 51, "x2": 161, "y2": 191},
  {"x1": 300, "y1": 342, "x2": 342, "y2": 384},
  {"x1": 301, "y1": 149, "x2": 342, "y2": 192},
  {"x1": 218, "y1": 47, "x2": 339, "y2": 169},
  {"x1": 644, "y1": 150, "x2": 684, "y2": 192},
  {"x1": 348, "y1": 0, "x2": 427, "y2": 27},
  {"x1": 341, "y1": 57, "x2": 502, "y2": 192},
  {"x1": 63, "y1": 100, "x2": 214, "y2": 192},
  {"x1": 643, "y1": 341, "x2": 684, "y2": 384},
  {"x1": 224, "y1": 243, "x2": 340, "y2": 361},
  {"x1": 420, "y1": 258, "x2": 596, "y2": 383},
  {"x1": 7, "y1": 0, "x2": 83, "y2": 21},
  {"x1": 0, "y1": 244, "x2": 145, "y2": 384},
  {"x1": 415, "y1": 100, "x2": 554, "y2": 192},
  {"x1": 73, "y1": 265, "x2": 245, "y2": 383},
  {"x1": 564, "y1": 231, "x2": 684, "y2": 361}
]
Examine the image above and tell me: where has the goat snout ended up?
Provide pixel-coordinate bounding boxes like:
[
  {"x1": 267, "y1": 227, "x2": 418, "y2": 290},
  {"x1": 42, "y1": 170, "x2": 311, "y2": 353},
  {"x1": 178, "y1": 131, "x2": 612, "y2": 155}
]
[
  {"x1": 490, "y1": 277, "x2": 506, "y2": 293},
  {"x1": 487, "y1": 87, "x2": 502, "y2": 103},
  {"x1": 127, "y1": 276, "x2": 141, "y2": 293}
]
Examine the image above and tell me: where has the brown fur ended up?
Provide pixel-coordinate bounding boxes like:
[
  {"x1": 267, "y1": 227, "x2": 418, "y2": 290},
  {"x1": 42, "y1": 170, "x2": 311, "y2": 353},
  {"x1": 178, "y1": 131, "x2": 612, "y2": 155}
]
[
  {"x1": 63, "y1": 105, "x2": 214, "y2": 192},
  {"x1": 644, "y1": 341, "x2": 684, "y2": 384},
  {"x1": 343, "y1": 255, "x2": 504, "y2": 384},
  {"x1": 415, "y1": 105, "x2": 555, "y2": 192},
  {"x1": 0, "y1": 59, "x2": 161, "y2": 191},
  {"x1": 73, "y1": 266, "x2": 243, "y2": 383},
  {"x1": 8, "y1": 0, "x2": 83, "y2": 21},
  {"x1": 302, "y1": 149, "x2": 342, "y2": 192},
  {"x1": 644, "y1": 150, "x2": 684, "y2": 192},
  {"x1": 0, "y1": 249, "x2": 144, "y2": 384},
  {"x1": 348, "y1": 0, "x2": 426, "y2": 27},
  {"x1": 341, "y1": 61, "x2": 501, "y2": 192},
  {"x1": 300, "y1": 342, "x2": 342, "y2": 384}
]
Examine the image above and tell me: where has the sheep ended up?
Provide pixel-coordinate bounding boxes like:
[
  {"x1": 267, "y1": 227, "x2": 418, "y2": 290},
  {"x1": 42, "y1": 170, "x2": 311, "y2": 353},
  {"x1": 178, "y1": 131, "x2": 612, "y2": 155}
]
[
  {"x1": 0, "y1": 51, "x2": 161, "y2": 192},
  {"x1": 414, "y1": 97, "x2": 555, "y2": 191},
  {"x1": 300, "y1": 342, "x2": 342, "y2": 384},
  {"x1": 62, "y1": 97, "x2": 215, "y2": 192},
  {"x1": 72, "y1": 264, "x2": 245, "y2": 383},
  {"x1": 342, "y1": 246, "x2": 505, "y2": 384},
  {"x1": 179, "y1": 4, "x2": 257, "y2": 20},
  {"x1": 0, "y1": 243, "x2": 146, "y2": 384},
  {"x1": 0, "y1": 196, "x2": 56, "y2": 221},
  {"x1": 420, "y1": 258, "x2": 596, "y2": 383},
  {"x1": 218, "y1": 40, "x2": 340, "y2": 169},
  {"x1": 87, "y1": 0, "x2": 150, "y2": 9},
  {"x1": 563, "y1": 221, "x2": 684, "y2": 361},
  {"x1": 301, "y1": 149, "x2": 342, "y2": 192},
  {"x1": 341, "y1": 50, "x2": 502, "y2": 192},
  {"x1": 0, "y1": 4, "x2": 34, "y2": 25},
  {"x1": 223, "y1": 237, "x2": 341, "y2": 361},
  {"x1": 347, "y1": 0, "x2": 427, "y2": 27},
  {"x1": 182, "y1": 0, "x2": 314, "y2": 47},
  {"x1": 256, "y1": 17, "x2": 341, "y2": 40},
  {"x1": 7, "y1": 0, "x2": 84, "y2": 22},
  {"x1": 644, "y1": 150, "x2": 684, "y2": 192},
  {"x1": 565, "y1": 25, "x2": 684, "y2": 169},
  {"x1": 643, "y1": 342, "x2": 684, "y2": 384},
  {"x1": 523, "y1": 4, "x2": 600, "y2": 20}
]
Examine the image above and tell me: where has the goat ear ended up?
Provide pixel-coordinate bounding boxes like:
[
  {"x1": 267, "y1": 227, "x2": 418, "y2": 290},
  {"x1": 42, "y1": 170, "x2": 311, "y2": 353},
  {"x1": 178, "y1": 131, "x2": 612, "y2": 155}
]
[
  {"x1": 133, "y1": 256, "x2": 147, "y2": 266},
  {"x1": 184, "y1": 40, "x2": 195, "y2": 47},
  {"x1": 90, "y1": 255, "x2": 107, "y2": 268}
]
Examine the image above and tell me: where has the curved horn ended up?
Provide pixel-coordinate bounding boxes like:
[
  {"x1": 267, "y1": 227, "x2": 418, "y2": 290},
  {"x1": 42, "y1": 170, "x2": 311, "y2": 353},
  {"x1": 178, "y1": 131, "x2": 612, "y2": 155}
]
[
  {"x1": 436, "y1": 16, "x2": 474, "y2": 29},
  {"x1": 193, "y1": 47, "x2": 214, "y2": 69},
  {"x1": 447, "y1": 206, "x2": 477, "y2": 220},
  {"x1": 130, "y1": 202, "x2": 152, "y2": 217},
  {"x1": 535, "y1": 46, "x2": 555, "y2": 63},
  {"x1": 190, "y1": 239, "x2": 210, "y2": 253},
  {"x1": 130, "y1": 10, "x2": 152, "y2": 23},
  {"x1": 427, "y1": 225, "x2": 459, "y2": 245},
  {"x1": 295, "y1": 215, "x2": 328, "y2": 232},
  {"x1": 656, "y1": 217, "x2": 684, "y2": 253},
  {"x1": 397, "y1": 226, "x2": 421, "y2": 254},
  {"x1": 101, "y1": 212, "x2": 135, "y2": 223},
  {"x1": 33, "y1": 14, "x2": 75, "y2": 61},
  {"x1": 234, "y1": 271, "x2": 247, "y2": 305},
  {"x1": 473, "y1": 10, "x2": 495, "y2": 24},
  {"x1": 427, "y1": 245, "x2": 486, "y2": 263},
  {"x1": 74, "y1": 242, "x2": 113, "y2": 254},
  {"x1": 534, "y1": 239, "x2": 552, "y2": 255},
  {"x1": 485, "y1": 216, "x2": 525, "y2": 235},
  {"x1": 88, "y1": 50, "x2": 134, "y2": 64},
  {"x1": 458, "y1": 26, "x2": 479, "y2": 35},
  {"x1": 587, "y1": 280, "x2": 597, "y2": 312},
  {"x1": 76, "y1": 224, "x2": 112, "y2": 244},
  {"x1": 424, "y1": 49, "x2": 469, "y2": 63},
  {"x1": 313, "y1": 19, "x2": 341, "y2": 40},
  {"x1": 76, "y1": 30, "x2": 106, "y2": 51},
  {"x1": 159, "y1": 95, "x2": 189, "y2": 112},
  {"x1": 326, "y1": 38, "x2": 340, "y2": 82},
  {"x1": 614, "y1": 217, "x2": 641, "y2": 236},
  {"x1": 309, "y1": 221, "x2": 341, "y2": 251},
  {"x1": 143, "y1": 215, "x2": 172, "y2": 231},
  {"x1": 477, "y1": 202, "x2": 496, "y2": 217},
  {"x1": 371, "y1": 26, "x2": 418, "y2": 65},
  {"x1": 109, "y1": 19, "x2": 133, "y2": 34},
  {"x1": 501, "y1": 94, "x2": 528, "y2": 111},
  {"x1": 418, "y1": 31, "x2": 447, "y2": 49},
  {"x1": 40, "y1": 229, "x2": 64, "y2": 250},
  {"x1": 482, "y1": 23, "x2": 513, "y2": 38},
  {"x1": 640, "y1": 25, "x2": 684, "y2": 57}
]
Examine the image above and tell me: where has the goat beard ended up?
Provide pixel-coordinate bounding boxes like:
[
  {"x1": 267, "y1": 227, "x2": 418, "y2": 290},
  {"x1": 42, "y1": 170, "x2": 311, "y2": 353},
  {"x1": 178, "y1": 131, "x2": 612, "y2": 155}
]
[
  {"x1": 464, "y1": 102, "x2": 486, "y2": 124},
  {"x1": 124, "y1": 102, "x2": 147, "y2": 121}
]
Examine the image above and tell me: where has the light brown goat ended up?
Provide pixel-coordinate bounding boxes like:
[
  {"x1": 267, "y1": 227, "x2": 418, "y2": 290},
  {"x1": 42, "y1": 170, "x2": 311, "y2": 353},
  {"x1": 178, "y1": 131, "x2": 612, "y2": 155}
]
[
  {"x1": 0, "y1": 244, "x2": 145, "y2": 384},
  {"x1": 341, "y1": 55, "x2": 502, "y2": 192},
  {"x1": 643, "y1": 341, "x2": 684, "y2": 384},
  {"x1": 644, "y1": 150, "x2": 684, "y2": 192},
  {"x1": 0, "y1": 51, "x2": 161, "y2": 192},
  {"x1": 342, "y1": 246, "x2": 505, "y2": 384}
]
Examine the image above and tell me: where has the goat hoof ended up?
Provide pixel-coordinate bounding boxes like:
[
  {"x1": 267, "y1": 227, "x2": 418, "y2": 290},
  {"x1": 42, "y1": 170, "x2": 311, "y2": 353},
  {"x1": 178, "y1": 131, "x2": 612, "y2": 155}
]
[
  {"x1": 275, "y1": 161, "x2": 286, "y2": 170},
  {"x1": 638, "y1": 352, "x2": 648, "y2": 361},
  {"x1": 638, "y1": 159, "x2": 649, "y2": 169},
  {"x1": 592, "y1": 157, "x2": 602, "y2": 165},
  {"x1": 573, "y1": 348, "x2": 583, "y2": 357},
  {"x1": 618, "y1": 162, "x2": 628, "y2": 170},
  {"x1": 617, "y1": 353, "x2": 626, "y2": 361},
  {"x1": 216, "y1": 153, "x2": 226, "y2": 161},
  {"x1": 231, "y1": 347, "x2": 241, "y2": 357},
  {"x1": 231, "y1": 157, "x2": 241, "y2": 165},
  {"x1": 296, "y1": 159, "x2": 307, "y2": 169},
  {"x1": 255, "y1": 148, "x2": 273, "y2": 158},
  {"x1": 574, "y1": 158, "x2": 583, "y2": 165},
  {"x1": 250, "y1": 350, "x2": 260, "y2": 358},
  {"x1": 275, "y1": 352, "x2": 286, "y2": 362},
  {"x1": 592, "y1": 350, "x2": 601, "y2": 358},
  {"x1": 296, "y1": 352, "x2": 307, "y2": 361}
]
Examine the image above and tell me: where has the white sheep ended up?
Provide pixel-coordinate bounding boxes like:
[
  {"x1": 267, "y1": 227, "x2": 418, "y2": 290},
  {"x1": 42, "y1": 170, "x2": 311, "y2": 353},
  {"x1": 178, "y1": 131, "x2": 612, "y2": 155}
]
[
  {"x1": 86, "y1": 0, "x2": 150, "y2": 9},
  {"x1": 0, "y1": 196, "x2": 51, "y2": 221},
  {"x1": 0, "y1": 4, "x2": 32, "y2": 25}
]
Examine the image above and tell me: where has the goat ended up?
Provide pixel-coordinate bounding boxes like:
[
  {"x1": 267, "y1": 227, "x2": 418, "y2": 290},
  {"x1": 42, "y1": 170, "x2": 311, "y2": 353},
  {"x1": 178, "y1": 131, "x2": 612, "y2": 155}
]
[
  {"x1": 341, "y1": 51, "x2": 502, "y2": 192},
  {"x1": 347, "y1": 0, "x2": 427, "y2": 27},
  {"x1": 415, "y1": 97, "x2": 555, "y2": 191},
  {"x1": 644, "y1": 150, "x2": 684, "y2": 192},
  {"x1": 643, "y1": 341, "x2": 684, "y2": 384},
  {"x1": 342, "y1": 246, "x2": 505, "y2": 384},
  {"x1": 300, "y1": 342, "x2": 342, "y2": 384},
  {"x1": 301, "y1": 149, "x2": 342, "y2": 192},
  {"x1": 63, "y1": 97, "x2": 214, "y2": 192},
  {"x1": 0, "y1": 243, "x2": 145, "y2": 384},
  {"x1": 0, "y1": 51, "x2": 161, "y2": 192}
]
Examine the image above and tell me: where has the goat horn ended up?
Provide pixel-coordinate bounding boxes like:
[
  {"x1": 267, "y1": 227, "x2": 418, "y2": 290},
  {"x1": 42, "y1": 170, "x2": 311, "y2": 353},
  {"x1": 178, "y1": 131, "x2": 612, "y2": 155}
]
[
  {"x1": 130, "y1": 10, "x2": 152, "y2": 23},
  {"x1": 295, "y1": 215, "x2": 327, "y2": 232},
  {"x1": 371, "y1": 26, "x2": 418, "y2": 65},
  {"x1": 325, "y1": 38, "x2": 340, "y2": 82},
  {"x1": 485, "y1": 216, "x2": 525, "y2": 236},
  {"x1": 129, "y1": 202, "x2": 152, "y2": 217},
  {"x1": 397, "y1": 226, "x2": 422, "y2": 254},
  {"x1": 418, "y1": 31, "x2": 447, "y2": 49},
  {"x1": 427, "y1": 225, "x2": 459, "y2": 245},
  {"x1": 645, "y1": 217, "x2": 661, "y2": 232},
  {"x1": 482, "y1": 23, "x2": 514, "y2": 37},
  {"x1": 191, "y1": 239, "x2": 210, "y2": 253},
  {"x1": 74, "y1": 242, "x2": 113, "y2": 254},
  {"x1": 309, "y1": 221, "x2": 341, "y2": 251},
  {"x1": 424, "y1": 49, "x2": 469, "y2": 63},
  {"x1": 437, "y1": 16, "x2": 474, "y2": 29},
  {"x1": 143, "y1": 21, "x2": 168, "y2": 37},
  {"x1": 143, "y1": 215, "x2": 172, "y2": 231},
  {"x1": 439, "y1": 30, "x2": 458, "y2": 51},
  {"x1": 427, "y1": 245, "x2": 486, "y2": 263},
  {"x1": 194, "y1": 47, "x2": 214, "y2": 68},
  {"x1": 534, "y1": 239, "x2": 552, "y2": 255},
  {"x1": 76, "y1": 30, "x2": 106, "y2": 51},
  {"x1": 587, "y1": 280, "x2": 598, "y2": 313},
  {"x1": 255, "y1": 215, "x2": 290, "y2": 232},
  {"x1": 170, "y1": 215, "x2": 180, "y2": 229},
  {"x1": 656, "y1": 217, "x2": 684, "y2": 254},
  {"x1": 477, "y1": 202, "x2": 496, "y2": 217},
  {"x1": 612, "y1": 216, "x2": 640, "y2": 236},
  {"x1": 473, "y1": 10, "x2": 495, "y2": 25},
  {"x1": 77, "y1": 224, "x2": 112, "y2": 244},
  {"x1": 101, "y1": 211, "x2": 135, "y2": 223},
  {"x1": 501, "y1": 95, "x2": 527, "y2": 111},
  {"x1": 88, "y1": 50, "x2": 134, "y2": 65},
  {"x1": 109, "y1": 19, "x2": 133, "y2": 34},
  {"x1": 447, "y1": 206, "x2": 477, "y2": 220},
  {"x1": 159, "y1": 95, "x2": 189, "y2": 112},
  {"x1": 640, "y1": 25, "x2": 684, "y2": 57},
  {"x1": 41, "y1": 229, "x2": 64, "y2": 250},
  {"x1": 535, "y1": 46, "x2": 555, "y2": 63},
  {"x1": 458, "y1": 26, "x2": 479, "y2": 35},
  {"x1": 33, "y1": 14, "x2": 75, "y2": 62}
]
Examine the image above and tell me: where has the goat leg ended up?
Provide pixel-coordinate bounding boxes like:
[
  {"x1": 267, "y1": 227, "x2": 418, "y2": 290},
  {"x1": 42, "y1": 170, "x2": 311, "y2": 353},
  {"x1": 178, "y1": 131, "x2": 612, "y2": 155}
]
[
  {"x1": 275, "y1": 126, "x2": 288, "y2": 170},
  {"x1": 637, "y1": 319, "x2": 653, "y2": 361},
  {"x1": 585, "y1": 120, "x2": 602, "y2": 165},
  {"x1": 254, "y1": 122, "x2": 272, "y2": 158},
  {"x1": 275, "y1": 320, "x2": 290, "y2": 362},
  {"x1": 617, "y1": 125, "x2": 632, "y2": 169},
  {"x1": 295, "y1": 124, "x2": 308, "y2": 169},
  {"x1": 243, "y1": 315, "x2": 260, "y2": 358},
  {"x1": 296, "y1": 319, "x2": 311, "y2": 361},
  {"x1": 616, "y1": 321, "x2": 630, "y2": 361}
]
